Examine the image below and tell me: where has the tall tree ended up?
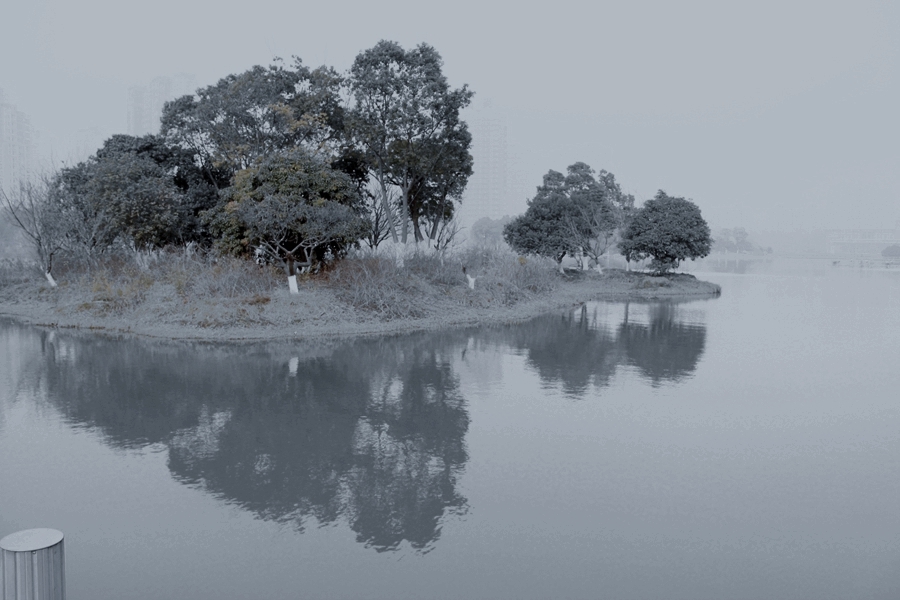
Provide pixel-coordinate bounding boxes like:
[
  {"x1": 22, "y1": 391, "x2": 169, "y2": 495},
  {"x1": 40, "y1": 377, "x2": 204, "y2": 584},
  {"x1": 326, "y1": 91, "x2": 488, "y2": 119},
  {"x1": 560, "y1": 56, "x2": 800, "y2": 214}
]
[
  {"x1": 409, "y1": 129, "x2": 473, "y2": 245},
  {"x1": 348, "y1": 41, "x2": 473, "y2": 244}
]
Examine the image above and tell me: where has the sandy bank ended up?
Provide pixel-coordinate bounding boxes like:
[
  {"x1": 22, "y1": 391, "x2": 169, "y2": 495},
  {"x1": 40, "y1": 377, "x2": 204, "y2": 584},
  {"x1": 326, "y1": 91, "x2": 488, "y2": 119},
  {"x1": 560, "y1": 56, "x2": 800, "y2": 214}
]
[{"x1": 0, "y1": 269, "x2": 720, "y2": 342}]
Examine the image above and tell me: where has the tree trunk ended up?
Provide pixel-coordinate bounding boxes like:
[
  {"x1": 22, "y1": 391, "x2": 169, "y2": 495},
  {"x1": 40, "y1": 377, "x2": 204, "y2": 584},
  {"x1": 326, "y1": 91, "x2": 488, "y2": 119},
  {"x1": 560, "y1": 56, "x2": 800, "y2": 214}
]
[
  {"x1": 374, "y1": 158, "x2": 397, "y2": 244},
  {"x1": 285, "y1": 253, "x2": 295, "y2": 277},
  {"x1": 428, "y1": 216, "x2": 440, "y2": 242},
  {"x1": 400, "y1": 181, "x2": 410, "y2": 244},
  {"x1": 379, "y1": 176, "x2": 399, "y2": 244},
  {"x1": 44, "y1": 253, "x2": 57, "y2": 287},
  {"x1": 411, "y1": 204, "x2": 425, "y2": 243}
]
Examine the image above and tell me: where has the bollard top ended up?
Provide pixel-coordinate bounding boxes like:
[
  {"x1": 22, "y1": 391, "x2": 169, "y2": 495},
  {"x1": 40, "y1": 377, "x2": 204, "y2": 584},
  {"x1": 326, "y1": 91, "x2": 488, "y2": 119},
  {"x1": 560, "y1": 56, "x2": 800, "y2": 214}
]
[{"x1": 0, "y1": 529, "x2": 64, "y2": 552}]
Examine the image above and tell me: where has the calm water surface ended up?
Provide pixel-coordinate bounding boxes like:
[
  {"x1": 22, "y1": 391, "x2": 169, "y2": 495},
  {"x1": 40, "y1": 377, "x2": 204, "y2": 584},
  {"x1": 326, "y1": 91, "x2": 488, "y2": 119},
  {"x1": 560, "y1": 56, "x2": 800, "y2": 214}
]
[{"x1": 1, "y1": 258, "x2": 899, "y2": 599}]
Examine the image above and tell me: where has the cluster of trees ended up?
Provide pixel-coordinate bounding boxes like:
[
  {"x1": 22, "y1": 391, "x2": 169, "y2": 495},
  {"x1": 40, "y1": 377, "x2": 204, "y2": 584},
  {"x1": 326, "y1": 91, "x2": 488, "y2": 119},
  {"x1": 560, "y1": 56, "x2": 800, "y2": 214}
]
[
  {"x1": 502, "y1": 163, "x2": 711, "y2": 274},
  {"x1": 503, "y1": 163, "x2": 634, "y2": 269},
  {"x1": 4, "y1": 41, "x2": 716, "y2": 284},
  {"x1": 2, "y1": 41, "x2": 474, "y2": 282}
]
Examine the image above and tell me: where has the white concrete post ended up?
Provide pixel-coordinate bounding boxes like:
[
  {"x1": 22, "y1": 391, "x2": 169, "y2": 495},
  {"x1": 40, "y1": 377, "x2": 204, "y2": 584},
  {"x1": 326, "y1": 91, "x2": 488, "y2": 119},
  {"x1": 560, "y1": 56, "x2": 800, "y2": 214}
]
[{"x1": 0, "y1": 529, "x2": 65, "y2": 600}]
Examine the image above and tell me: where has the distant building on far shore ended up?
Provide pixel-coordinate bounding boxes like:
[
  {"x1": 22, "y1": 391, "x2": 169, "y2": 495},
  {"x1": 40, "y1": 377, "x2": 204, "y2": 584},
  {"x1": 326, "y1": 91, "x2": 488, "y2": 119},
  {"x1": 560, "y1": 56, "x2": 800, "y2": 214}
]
[
  {"x1": 127, "y1": 74, "x2": 196, "y2": 136},
  {"x1": 0, "y1": 89, "x2": 36, "y2": 192},
  {"x1": 827, "y1": 223, "x2": 900, "y2": 256},
  {"x1": 457, "y1": 102, "x2": 529, "y2": 230}
]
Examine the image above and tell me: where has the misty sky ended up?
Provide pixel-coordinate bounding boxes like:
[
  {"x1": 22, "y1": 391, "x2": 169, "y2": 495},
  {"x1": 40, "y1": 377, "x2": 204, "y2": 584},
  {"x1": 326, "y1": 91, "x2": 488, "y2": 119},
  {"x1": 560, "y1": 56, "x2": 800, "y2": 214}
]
[{"x1": 2, "y1": 0, "x2": 898, "y2": 231}]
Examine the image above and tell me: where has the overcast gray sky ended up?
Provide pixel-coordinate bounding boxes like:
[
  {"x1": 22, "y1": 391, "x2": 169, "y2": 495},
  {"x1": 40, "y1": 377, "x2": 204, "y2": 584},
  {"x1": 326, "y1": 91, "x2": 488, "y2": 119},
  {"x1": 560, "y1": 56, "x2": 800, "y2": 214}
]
[{"x1": 2, "y1": 0, "x2": 897, "y2": 231}]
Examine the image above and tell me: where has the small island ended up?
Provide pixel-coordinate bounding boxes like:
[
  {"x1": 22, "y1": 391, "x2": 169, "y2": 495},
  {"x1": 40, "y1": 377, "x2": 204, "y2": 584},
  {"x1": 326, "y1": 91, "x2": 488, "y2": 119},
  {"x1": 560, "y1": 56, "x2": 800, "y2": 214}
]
[
  {"x1": 0, "y1": 255, "x2": 719, "y2": 341},
  {"x1": 1, "y1": 41, "x2": 719, "y2": 342}
]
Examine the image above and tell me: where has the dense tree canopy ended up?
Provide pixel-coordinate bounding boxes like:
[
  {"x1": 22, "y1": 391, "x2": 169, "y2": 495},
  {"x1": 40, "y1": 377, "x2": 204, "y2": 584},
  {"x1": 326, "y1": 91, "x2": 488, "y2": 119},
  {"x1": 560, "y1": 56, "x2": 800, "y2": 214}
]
[
  {"x1": 618, "y1": 190, "x2": 711, "y2": 274},
  {"x1": 46, "y1": 134, "x2": 219, "y2": 253},
  {"x1": 208, "y1": 148, "x2": 368, "y2": 274},
  {"x1": 503, "y1": 169, "x2": 574, "y2": 263},
  {"x1": 160, "y1": 59, "x2": 347, "y2": 178},
  {"x1": 503, "y1": 163, "x2": 632, "y2": 266}
]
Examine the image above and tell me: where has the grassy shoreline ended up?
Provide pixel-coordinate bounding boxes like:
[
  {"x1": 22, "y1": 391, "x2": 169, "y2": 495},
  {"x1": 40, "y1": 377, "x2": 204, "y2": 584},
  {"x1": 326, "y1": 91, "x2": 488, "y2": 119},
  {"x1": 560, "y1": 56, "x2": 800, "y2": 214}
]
[{"x1": 0, "y1": 250, "x2": 721, "y2": 342}]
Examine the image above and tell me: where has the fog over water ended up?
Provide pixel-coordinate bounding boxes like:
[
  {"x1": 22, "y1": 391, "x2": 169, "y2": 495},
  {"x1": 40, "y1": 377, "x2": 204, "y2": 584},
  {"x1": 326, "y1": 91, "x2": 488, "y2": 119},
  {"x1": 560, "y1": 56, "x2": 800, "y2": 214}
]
[
  {"x1": 3, "y1": 2, "x2": 900, "y2": 596},
  {"x1": 2, "y1": 1, "x2": 898, "y2": 230},
  {"x1": 2, "y1": 259, "x2": 899, "y2": 599}
]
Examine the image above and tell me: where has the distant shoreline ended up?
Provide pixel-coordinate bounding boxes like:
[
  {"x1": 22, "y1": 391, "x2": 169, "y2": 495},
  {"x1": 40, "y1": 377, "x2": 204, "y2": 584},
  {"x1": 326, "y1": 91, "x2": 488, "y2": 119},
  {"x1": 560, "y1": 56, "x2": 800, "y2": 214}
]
[{"x1": 0, "y1": 269, "x2": 720, "y2": 342}]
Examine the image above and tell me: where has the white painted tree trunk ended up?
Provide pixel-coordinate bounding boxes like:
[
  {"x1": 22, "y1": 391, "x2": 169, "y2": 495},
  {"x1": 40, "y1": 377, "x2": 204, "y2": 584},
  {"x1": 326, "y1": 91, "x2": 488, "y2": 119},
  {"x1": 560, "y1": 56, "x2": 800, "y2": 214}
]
[
  {"x1": 44, "y1": 271, "x2": 57, "y2": 288},
  {"x1": 287, "y1": 275, "x2": 299, "y2": 295}
]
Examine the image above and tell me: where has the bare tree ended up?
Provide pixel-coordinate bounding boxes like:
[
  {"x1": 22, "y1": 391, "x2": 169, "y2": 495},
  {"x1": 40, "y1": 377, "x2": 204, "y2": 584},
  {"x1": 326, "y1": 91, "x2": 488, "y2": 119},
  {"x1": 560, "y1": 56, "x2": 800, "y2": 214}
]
[
  {"x1": 363, "y1": 181, "x2": 397, "y2": 250},
  {"x1": 431, "y1": 216, "x2": 462, "y2": 253},
  {"x1": 1, "y1": 176, "x2": 65, "y2": 286},
  {"x1": 237, "y1": 194, "x2": 367, "y2": 288},
  {"x1": 563, "y1": 199, "x2": 620, "y2": 270}
]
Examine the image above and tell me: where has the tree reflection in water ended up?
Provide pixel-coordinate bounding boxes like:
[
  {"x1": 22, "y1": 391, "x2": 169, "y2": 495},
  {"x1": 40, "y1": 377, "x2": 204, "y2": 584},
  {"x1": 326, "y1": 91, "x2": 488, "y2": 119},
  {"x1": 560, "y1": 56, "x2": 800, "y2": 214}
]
[
  {"x1": 16, "y1": 327, "x2": 471, "y2": 553},
  {"x1": 492, "y1": 301, "x2": 707, "y2": 394},
  {"x1": 2, "y1": 299, "x2": 705, "y2": 552},
  {"x1": 499, "y1": 306, "x2": 620, "y2": 396},
  {"x1": 618, "y1": 303, "x2": 707, "y2": 386}
]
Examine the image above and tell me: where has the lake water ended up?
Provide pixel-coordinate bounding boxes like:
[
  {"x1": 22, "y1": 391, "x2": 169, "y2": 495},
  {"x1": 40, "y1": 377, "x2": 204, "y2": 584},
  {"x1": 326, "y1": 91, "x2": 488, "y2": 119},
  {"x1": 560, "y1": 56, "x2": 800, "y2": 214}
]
[{"x1": 1, "y1": 259, "x2": 899, "y2": 600}]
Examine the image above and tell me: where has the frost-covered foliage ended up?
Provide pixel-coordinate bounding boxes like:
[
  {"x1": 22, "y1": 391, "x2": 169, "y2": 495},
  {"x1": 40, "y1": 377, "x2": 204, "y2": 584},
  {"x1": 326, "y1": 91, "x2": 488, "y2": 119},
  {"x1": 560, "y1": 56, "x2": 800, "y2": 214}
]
[{"x1": 207, "y1": 148, "x2": 368, "y2": 275}]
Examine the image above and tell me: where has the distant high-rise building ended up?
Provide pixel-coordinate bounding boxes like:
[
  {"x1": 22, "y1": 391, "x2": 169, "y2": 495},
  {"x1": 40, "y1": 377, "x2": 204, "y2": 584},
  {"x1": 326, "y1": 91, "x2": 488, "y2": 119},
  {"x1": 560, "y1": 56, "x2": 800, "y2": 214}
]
[
  {"x1": 467, "y1": 115, "x2": 508, "y2": 221},
  {"x1": 127, "y1": 74, "x2": 196, "y2": 136},
  {"x1": 459, "y1": 108, "x2": 508, "y2": 228},
  {"x1": 0, "y1": 89, "x2": 36, "y2": 193},
  {"x1": 458, "y1": 103, "x2": 530, "y2": 230}
]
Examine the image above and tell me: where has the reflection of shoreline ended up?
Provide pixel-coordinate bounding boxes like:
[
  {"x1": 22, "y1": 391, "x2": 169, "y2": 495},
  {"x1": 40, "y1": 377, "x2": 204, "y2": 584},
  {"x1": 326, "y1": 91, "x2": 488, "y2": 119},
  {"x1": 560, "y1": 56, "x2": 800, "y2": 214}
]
[
  {"x1": 5, "y1": 322, "x2": 472, "y2": 553},
  {"x1": 0, "y1": 271, "x2": 720, "y2": 343},
  {"x1": 1, "y1": 300, "x2": 708, "y2": 551}
]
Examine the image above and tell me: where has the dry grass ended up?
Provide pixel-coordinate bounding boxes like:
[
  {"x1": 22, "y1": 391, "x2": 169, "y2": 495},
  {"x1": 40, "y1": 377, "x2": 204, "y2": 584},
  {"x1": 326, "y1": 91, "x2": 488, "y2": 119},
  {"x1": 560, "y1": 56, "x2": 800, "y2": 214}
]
[
  {"x1": 327, "y1": 254, "x2": 430, "y2": 319},
  {"x1": 56, "y1": 248, "x2": 283, "y2": 315},
  {"x1": 328, "y1": 246, "x2": 561, "y2": 319},
  {"x1": 5, "y1": 243, "x2": 566, "y2": 328},
  {"x1": 0, "y1": 259, "x2": 33, "y2": 287}
]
